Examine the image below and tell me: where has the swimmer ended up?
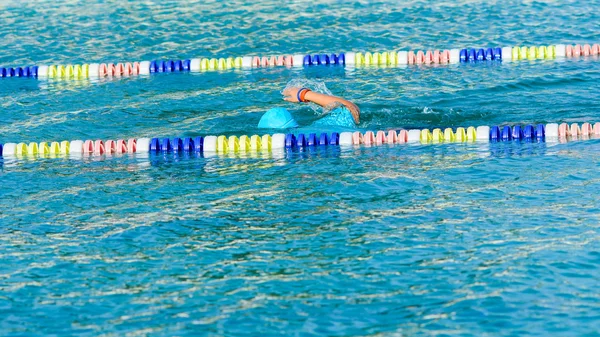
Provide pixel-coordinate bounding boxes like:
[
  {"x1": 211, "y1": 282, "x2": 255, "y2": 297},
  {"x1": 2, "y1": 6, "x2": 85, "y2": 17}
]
[{"x1": 258, "y1": 86, "x2": 360, "y2": 129}]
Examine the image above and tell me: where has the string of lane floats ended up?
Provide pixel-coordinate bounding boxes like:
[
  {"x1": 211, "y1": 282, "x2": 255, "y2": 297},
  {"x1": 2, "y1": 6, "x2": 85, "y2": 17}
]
[
  {"x1": 0, "y1": 123, "x2": 598, "y2": 158},
  {"x1": 1, "y1": 43, "x2": 600, "y2": 80}
]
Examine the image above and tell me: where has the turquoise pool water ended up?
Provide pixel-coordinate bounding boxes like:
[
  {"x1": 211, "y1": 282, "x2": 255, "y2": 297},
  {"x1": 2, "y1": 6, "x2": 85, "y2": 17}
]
[{"x1": 2, "y1": 0, "x2": 600, "y2": 335}]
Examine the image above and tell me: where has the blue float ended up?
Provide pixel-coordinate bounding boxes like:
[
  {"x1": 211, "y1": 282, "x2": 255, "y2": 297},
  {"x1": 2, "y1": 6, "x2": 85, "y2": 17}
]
[
  {"x1": 485, "y1": 48, "x2": 493, "y2": 60},
  {"x1": 329, "y1": 54, "x2": 338, "y2": 64},
  {"x1": 460, "y1": 49, "x2": 468, "y2": 62},
  {"x1": 536, "y1": 124, "x2": 545, "y2": 139},
  {"x1": 161, "y1": 138, "x2": 173, "y2": 152},
  {"x1": 194, "y1": 136, "x2": 204, "y2": 152},
  {"x1": 490, "y1": 126, "x2": 501, "y2": 141},
  {"x1": 313, "y1": 55, "x2": 323, "y2": 65},
  {"x1": 329, "y1": 132, "x2": 340, "y2": 145},
  {"x1": 501, "y1": 126, "x2": 512, "y2": 141},
  {"x1": 476, "y1": 48, "x2": 485, "y2": 61},
  {"x1": 285, "y1": 134, "x2": 296, "y2": 148},
  {"x1": 319, "y1": 133, "x2": 329, "y2": 145},
  {"x1": 523, "y1": 125, "x2": 535, "y2": 140},
  {"x1": 307, "y1": 133, "x2": 317, "y2": 146},
  {"x1": 182, "y1": 137, "x2": 194, "y2": 152},
  {"x1": 149, "y1": 61, "x2": 158, "y2": 73},
  {"x1": 296, "y1": 134, "x2": 307, "y2": 147},
  {"x1": 468, "y1": 49, "x2": 476, "y2": 61},
  {"x1": 172, "y1": 60, "x2": 182, "y2": 72},
  {"x1": 512, "y1": 125, "x2": 523, "y2": 140},
  {"x1": 150, "y1": 138, "x2": 160, "y2": 151},
  {"x1": 172, "y1": 138, "x2": 183, "y2": 152},
  {"x1": 493, "y1": 47, "x2": 502, "y2": 60},
  {"x1": 302, "y1": 55, "x2": 312, "y2": 66},
  {"x1": 164, "y1": 60, "x2": 175, "y2": 72}
]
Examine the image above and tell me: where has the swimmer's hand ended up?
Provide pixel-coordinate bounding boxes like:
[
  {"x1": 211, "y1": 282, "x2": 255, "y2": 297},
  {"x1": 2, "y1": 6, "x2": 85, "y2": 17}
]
[
  {"x1": 282, "y1": 87, "x2": 304, "y2": 103},
  {"x1": 282, "y1": 87, "x2": 360, "y2": 124}
]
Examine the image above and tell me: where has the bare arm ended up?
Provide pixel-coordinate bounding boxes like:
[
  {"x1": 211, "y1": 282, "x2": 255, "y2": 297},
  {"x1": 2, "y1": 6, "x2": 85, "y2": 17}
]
[{"x1": 282, "y1": 87, "x2": 360, "y2": 124}]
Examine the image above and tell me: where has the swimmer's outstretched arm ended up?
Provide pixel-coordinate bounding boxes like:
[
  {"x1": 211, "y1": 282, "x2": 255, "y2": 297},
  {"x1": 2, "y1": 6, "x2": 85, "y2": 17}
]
[{"x1": 283, "y1": 87, "x2": 360, "y2": 124}]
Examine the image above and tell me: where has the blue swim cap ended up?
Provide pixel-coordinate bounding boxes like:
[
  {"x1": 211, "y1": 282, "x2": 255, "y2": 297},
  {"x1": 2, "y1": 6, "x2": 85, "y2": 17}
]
[{"x1": 258, "y1": 107, "x2": 298, "y2": 129}]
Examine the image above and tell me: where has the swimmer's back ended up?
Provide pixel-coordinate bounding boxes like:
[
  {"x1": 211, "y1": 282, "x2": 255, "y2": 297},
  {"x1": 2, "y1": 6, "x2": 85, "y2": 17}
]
[{"x1": 311, "y1": 106, "x2": 356, "y2": 128}]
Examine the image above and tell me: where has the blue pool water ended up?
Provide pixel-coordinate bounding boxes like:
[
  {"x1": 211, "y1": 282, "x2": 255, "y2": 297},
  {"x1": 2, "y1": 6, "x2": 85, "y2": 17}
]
[{"x1": 2, "y1": 0, "x2": 600, "y2": 335}]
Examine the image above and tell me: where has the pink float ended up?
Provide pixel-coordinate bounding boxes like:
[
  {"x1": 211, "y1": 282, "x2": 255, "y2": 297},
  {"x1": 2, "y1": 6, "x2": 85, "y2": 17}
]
[
  {"x1": 581, "y1": 123, "x2": 592, "y2": 136},
  {"x1": 99, "y1": 62, "x2": 140, "y2": 77},
  {"x1": 251, "y1": 55, "x2": 293, "y2": 67},
  {"x1": 115, "y1": 63, "x2": 125, "y2": 76},
  {"x1": 352, "y1": 131, "x2": 363, "y2": 145},
  {"x1": 83, "y1": 140, "x2": 93, "y2": 153},
  {"x1": 416, "y1": 51, "x2": 425, "y2": 64},
  {"x1": 126, "y1": 62, "x2": 140, "y2": 75},
  {"x1": 105, "y1": 140, "x2": 116, "y2": 153},
  {"x1": 407, "y1": 51, "x2": 415, "y2": 64},
  {"x1": 398, "y1": 130, "x2": 408, "y2": 143},
  {"x1": 583, "y1": 44, "x2": 591, "y2": 56},
  {"x1": 94, "y1": 140, "x2": 105, "y2": 155},
  {"x1": 432, "y1": 50, "x2": 440, "y2": 64},
  {"x1": 375, "y1": 131, "x2": 386, "y2": 144},
  {"x1": 570, "y1": 123, "x2": 581, "y2": 139},
  {"x1": 387, "y1": 130, "x2": 397, "y2": 144},
  {"x1": 558, "y1": 123, "x2": 569, "y2": 138},
  {"x1": 425, "y1": 51, "x2": 433, "y2": 64},
  {"x1": 115, "y1": 139, "x2": 127, "y2": 153},
  {"x1": 566, "y1": 45, "x2": 573, "y2": 57},
  {"x1": 127, "y1": 139, "x2": 137, "y2": 153},
  {"x1": 363, "y1": 131, "x2": 375, "y2": 145},
  {"x1": 441, "y1": 50, "x2": 450, "y2": 63},
  {"x1": 98, "y1": 64, "x2": 109, "y2": 77}
]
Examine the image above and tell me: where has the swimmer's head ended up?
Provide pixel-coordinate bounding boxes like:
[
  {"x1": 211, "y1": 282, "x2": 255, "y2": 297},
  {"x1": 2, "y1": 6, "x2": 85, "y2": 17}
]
[{"x1": 257, "y1": 107, "x2": 298, "y2": 129}]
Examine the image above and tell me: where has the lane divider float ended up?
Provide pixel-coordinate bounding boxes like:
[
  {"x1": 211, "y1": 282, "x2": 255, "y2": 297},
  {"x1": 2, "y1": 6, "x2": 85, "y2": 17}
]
[
  {"x1": 2, "y1": 43, "x2": 599, "y2": 80},
  {"x1": 1, "y1": 122, "x2": 599, "y2": 159}
]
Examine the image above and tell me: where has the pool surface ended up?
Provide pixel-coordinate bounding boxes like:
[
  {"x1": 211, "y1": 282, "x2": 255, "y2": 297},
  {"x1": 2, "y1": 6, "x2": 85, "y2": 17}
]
[{"x1": 2, "y1": 0, "x2": 600, "y2": 336}]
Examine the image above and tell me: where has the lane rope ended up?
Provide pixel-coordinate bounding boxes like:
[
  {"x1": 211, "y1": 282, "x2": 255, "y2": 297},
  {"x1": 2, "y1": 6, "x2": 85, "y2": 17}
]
[
  {"x1": 1, "y1": 122, "x2": 597, "y2": 158},
  {"x1": 1, "y1": 44, "x2": 598, "y2": 80}
]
